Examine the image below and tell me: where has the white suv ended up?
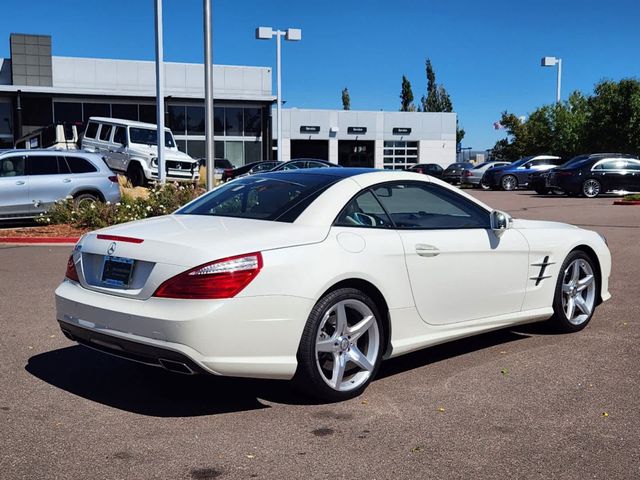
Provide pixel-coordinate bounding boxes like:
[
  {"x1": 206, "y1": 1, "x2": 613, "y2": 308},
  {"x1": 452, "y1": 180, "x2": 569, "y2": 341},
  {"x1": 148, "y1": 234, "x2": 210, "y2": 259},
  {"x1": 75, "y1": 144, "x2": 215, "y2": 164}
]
[{"x1": 81, "y1": 117, "x2": 199, "y2": 186}]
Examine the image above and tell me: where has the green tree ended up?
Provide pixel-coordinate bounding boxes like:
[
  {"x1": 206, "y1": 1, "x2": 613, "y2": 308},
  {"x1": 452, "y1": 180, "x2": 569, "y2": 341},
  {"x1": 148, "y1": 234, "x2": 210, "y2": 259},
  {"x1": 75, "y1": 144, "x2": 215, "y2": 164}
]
[
  {"x1": 421, "y1": 59, "x2": 439, "y2": 112},
  {"x1": 341, "y1": 87, "x2": 351, "y2": 110},
  {"x1": 400, "y1": 75, "x2": 416, "y2": 112},
  {"x1": 493, "y1": 79, "x2": 640, "y2": 161}
]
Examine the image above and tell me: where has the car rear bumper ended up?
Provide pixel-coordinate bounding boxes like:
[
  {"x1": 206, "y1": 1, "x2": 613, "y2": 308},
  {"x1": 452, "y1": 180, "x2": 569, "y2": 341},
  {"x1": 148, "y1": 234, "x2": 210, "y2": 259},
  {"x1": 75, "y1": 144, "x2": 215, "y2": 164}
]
[{"x1": 55, "y1": 280, "x2": 313, "y2": 380}]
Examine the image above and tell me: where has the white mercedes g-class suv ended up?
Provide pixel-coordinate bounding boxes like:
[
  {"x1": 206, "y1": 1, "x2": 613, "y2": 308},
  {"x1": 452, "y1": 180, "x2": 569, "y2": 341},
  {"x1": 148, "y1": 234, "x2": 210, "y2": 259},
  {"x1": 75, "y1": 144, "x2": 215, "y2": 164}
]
[{"x1": 81, "y1": 117, "x2": 199, "y2": 186}]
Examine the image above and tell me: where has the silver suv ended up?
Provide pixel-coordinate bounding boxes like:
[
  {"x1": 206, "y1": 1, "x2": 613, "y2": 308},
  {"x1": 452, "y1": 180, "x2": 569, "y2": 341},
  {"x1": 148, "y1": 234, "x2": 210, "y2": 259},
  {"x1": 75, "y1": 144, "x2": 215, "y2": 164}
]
[{"x1": 0, "y1": 149, "x2": 121, "y2": 220}]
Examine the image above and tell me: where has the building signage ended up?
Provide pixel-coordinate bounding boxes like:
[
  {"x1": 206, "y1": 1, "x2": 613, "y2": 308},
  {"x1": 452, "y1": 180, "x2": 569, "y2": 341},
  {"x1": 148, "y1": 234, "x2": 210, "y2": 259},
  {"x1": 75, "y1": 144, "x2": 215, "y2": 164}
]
[
  {"x1": 347, "y1": 126, "x2": 367, "y2": 134},
  {"x1": 300, "y1": 126, "x2": 320, "y2": 133},
  {"x1": 392, "y1": 127, "x2": 412, "y2": 135}
]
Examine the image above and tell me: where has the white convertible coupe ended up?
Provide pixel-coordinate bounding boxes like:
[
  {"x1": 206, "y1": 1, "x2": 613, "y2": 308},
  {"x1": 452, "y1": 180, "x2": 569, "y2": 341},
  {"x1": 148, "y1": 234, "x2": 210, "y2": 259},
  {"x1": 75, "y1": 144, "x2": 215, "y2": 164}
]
[{"x1": 56, "y1": 169, "x2": 611, "y2": 401}]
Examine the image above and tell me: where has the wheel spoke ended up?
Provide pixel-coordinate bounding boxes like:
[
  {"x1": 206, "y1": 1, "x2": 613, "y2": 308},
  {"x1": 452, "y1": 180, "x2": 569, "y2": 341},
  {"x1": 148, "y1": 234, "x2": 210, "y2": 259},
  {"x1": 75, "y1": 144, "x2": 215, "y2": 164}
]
[
  {"x1": 348, "y1": 346, "x2": 374, "y2": 372},
  {"x1": 571, "y1": 261, "x2": 581, "y2": 283},
  {"x1": 562, "y1": 282, "x2": 573, "y2": 294},
  {"x1": 335, "y1": 303, "x2": 348, "y2": 336},
  {"x1": 575, "y1": 295, "x2": 591, "y2": 315},
  {"x1": 576, "y1": 274, "x2": 594, "y2": 292},
  {"x1": 348, "y1": 315, "x2": 374, "y2": 342},
  {"x1": 565, "y1": 295, "x2": 576, "y2": 320},
  {"x1": 317, "y1": 338, "x2": 337, "y2": 353},
  {"x1": 331, "y1": 352, "x2": 346, "y2": 388}
]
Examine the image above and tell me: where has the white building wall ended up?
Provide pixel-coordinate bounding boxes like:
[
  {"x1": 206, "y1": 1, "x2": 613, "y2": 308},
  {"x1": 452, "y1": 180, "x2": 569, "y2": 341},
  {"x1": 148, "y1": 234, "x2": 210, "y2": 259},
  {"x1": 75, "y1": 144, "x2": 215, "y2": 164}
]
[{"x1": 276, "y1": 109, "x2": 456, "y2": 167}]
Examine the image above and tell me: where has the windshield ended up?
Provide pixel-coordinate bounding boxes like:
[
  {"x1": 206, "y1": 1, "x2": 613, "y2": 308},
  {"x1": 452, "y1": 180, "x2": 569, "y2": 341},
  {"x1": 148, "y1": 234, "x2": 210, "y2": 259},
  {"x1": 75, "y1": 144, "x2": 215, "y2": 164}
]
[
  {"x1": 177, "y1": 173, "x2": 339, "y2": 222},
  {"x1": 129, "y1": 127, "x2": 176, "y2": 148}
]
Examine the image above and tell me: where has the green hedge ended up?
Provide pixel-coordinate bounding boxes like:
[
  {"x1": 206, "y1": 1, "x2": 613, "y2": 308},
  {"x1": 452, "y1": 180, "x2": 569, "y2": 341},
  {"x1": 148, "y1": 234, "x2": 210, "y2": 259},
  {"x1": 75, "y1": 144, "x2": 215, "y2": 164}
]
[{"x1": 37, "y1": 183, "x2": 203, "y2": 230}]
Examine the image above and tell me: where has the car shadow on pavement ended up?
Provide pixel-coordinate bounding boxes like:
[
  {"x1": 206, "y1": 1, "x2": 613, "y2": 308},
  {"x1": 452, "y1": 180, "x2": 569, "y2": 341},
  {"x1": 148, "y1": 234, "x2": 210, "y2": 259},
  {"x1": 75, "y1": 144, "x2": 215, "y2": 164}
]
[
  {"x1": 27, "y1": 323, "x2": 558, "y2": 416},
  {"x1": 26, "y1": 345, "x2": 313, "y2": 417},
  {"x1": 376, "y1": 322, "x2": 556, "y2": 380}
]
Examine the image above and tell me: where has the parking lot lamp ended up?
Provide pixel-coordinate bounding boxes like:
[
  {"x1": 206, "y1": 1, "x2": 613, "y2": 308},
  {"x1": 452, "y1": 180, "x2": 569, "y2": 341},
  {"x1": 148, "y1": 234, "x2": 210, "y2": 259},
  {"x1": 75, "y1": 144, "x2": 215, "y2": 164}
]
[
  {"x1": 541, "y1": 56, "x2": 562, "y2": 103},
  {"x1": 204, "y1": 0, "x2": 214, "y2": 191},
  {"x1": 256, "y1": 27, "x2": 302, "y2": 161},
  {"x1": 154, "y1": 0, "x2": 166, "y2": 183}
]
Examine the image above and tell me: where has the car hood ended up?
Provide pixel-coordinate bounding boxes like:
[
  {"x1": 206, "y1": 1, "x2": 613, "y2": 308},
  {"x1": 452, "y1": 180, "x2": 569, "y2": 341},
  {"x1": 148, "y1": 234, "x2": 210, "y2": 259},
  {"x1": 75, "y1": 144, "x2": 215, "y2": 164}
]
[
  {"x1": 129, "y1": 145, "x2": 197, "y2": 163},
  {"x1": 512, "y1": 218, "x2": 578, "y2": 230},
  {"x1": 81, "y1": 214, "x2": 330, "y2": 267}
]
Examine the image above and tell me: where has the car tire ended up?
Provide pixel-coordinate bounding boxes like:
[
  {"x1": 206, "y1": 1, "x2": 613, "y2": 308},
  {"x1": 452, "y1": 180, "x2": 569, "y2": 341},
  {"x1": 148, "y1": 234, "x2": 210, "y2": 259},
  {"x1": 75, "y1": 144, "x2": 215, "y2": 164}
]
[
  {"x1": 550, "y1": 251, "x2": 599, "y2": 333},
  {"x1": 127, "y1": 164, "x2": 146, "y2": 188},
  {"x1": 295, "y1": 288, "x2": 384, "y2": 402},
  {"x1": 480, "y1": 181, "x2": 491, "y2": 190},
  {"x1": 73, "y1": 192, "x2": 99, "y2": 208},
  {"x1": 582, "y1": 179, "x2": 601, "y2": 198},
  {"x1": 534, "y1": 188, "x2": 547, "y2": 195},
  {"x1": 501, "y1": 175, "x2": 518, "y2": 191}
]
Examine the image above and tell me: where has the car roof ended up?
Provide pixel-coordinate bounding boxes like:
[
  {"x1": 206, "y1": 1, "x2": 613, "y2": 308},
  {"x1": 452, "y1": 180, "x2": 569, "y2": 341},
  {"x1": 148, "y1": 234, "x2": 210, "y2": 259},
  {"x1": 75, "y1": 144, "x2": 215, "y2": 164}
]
[
  {"x1": 88, "y1": 116, "x2": 170, "y2": 130},
  {"x1": 0, "y1": 148, "x2": 101, "y2": 157}
]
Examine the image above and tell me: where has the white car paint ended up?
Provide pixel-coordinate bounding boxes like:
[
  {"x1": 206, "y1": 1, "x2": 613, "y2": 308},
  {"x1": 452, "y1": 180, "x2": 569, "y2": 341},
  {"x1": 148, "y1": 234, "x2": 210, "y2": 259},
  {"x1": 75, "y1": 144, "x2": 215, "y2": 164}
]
[{"x1": 55, "y1": 170, "x2": 612, "y2": 383}]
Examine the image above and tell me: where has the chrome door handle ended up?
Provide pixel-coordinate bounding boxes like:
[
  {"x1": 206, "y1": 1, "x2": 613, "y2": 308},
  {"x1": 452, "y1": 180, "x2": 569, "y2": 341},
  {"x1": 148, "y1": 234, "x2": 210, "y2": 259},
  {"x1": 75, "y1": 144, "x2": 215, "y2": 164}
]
[
  {"x1": 15, "y1": 180, "x2": 26, "y2": 185},
  {"x1": 415, "y1": 244, "x2": 440, "y2": 257},
  {"x1": 62, "y1": 178, "x2": 72, "y2": 183}
]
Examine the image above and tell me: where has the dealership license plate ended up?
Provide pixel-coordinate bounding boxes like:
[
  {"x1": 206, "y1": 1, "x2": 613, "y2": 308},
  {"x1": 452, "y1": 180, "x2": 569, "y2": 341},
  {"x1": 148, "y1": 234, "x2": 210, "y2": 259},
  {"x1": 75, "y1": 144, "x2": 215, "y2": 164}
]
[{"x1": 101, "y1": 256, "x2": 134, "y2": 288}]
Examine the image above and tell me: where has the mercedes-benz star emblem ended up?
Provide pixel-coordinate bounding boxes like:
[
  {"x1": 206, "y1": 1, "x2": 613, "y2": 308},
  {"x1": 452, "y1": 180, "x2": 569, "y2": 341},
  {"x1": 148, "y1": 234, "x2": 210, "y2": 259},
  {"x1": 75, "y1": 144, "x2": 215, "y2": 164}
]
[{"x1": 107, "y1": 242, "x2": 116, "y2": 255}]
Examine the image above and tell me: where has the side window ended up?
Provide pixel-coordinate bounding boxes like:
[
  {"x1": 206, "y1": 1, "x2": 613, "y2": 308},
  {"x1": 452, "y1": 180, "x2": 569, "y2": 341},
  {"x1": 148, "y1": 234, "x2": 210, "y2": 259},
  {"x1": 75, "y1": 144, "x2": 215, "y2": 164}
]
[
  {"x1": 372, "y1": 183, "x2": 490, "y2": 229},
  {"x1": 0, "y1": 156, "x2": 26, "y2": 177},
  {"x1": 98, "y1": 124, "x2": 112, "y2": 141},
  {"x1": 27, "y1": 155, "x2": 59, "y2": 176},
  {"x1": 308, "y1": 161, "x2": 329, "y2": 168},
  {"x1": 85, "y1": 122, "x2": 98, "y2": 139},
  {"x1": 57, "y1": 156, "x2": 71, "y2": 174},
  {"x1": 283, "y1": 161, "x2": 304, "y2": 170},
  {"x1": 626, "y1": 160, "x2": 640, "y2": 171},
  {"x1": 335, "y1": 191, "x2": 392, "y2": 228},
  {"x1": 65, "y1": 156, "x2": 98, "y2": 174},
  {"x1": 113, "y1": 126, "x2": 126, "y2": 146},
  {"x1": 595, "y1": 159, "x2": 627, "y2": 170}
]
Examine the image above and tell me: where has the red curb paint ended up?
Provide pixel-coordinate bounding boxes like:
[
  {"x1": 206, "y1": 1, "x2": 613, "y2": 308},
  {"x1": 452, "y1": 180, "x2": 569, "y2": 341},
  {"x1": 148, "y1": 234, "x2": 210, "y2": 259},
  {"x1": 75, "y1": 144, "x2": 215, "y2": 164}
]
[
  {"x1": 613, "y1": 200, "x2": 640, "y2": 206},
  {"x1": 0, "y1": 237, "x2": 80, "y2": 244}
]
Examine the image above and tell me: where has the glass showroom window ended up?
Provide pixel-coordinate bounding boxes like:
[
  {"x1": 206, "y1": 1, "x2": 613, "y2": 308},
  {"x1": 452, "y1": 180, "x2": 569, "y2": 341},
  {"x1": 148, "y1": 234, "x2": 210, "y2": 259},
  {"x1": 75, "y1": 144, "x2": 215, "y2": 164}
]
[{"x1": 383, "y1": 141, "x2": 419, "y2": 170}]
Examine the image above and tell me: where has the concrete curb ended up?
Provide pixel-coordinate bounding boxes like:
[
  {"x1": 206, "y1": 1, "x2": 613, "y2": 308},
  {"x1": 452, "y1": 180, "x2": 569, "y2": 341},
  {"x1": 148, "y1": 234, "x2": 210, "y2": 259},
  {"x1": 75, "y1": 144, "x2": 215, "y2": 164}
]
[{"x1": 0, "y1": 237, "x2": 80, "y2": 245}]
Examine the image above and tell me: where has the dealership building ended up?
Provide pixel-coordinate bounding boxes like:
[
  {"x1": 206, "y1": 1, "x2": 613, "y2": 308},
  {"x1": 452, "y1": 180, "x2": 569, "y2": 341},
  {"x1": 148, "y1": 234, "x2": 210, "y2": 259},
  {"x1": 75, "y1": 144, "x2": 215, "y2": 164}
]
[{"x1": 0, "y1": 33, "x2": 456, "y2": 168}]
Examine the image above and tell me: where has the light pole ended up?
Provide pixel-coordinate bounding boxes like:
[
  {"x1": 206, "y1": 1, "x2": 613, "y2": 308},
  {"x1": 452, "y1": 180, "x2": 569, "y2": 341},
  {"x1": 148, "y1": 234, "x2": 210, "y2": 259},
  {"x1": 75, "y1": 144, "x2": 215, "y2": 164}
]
[
  {"x1": 256, "y1": 26, "x2": 301, "y2": 161},
  {"x1": 541, "y1": 56, "x2": 562, "y2": 103},
  {"x1": 154, "y1": 0, "x2": 166, "y2": 183},
  {"x1": 203, "y1": 0, "x2": 214, "y2": 191}
]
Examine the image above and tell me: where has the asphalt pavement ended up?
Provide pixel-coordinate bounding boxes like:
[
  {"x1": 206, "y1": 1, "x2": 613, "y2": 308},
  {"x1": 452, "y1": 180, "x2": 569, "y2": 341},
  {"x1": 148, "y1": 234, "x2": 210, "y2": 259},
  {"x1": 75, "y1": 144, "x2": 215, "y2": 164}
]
[{"x1": 1, "y1": 190, "x2": 639, "y2": 480}]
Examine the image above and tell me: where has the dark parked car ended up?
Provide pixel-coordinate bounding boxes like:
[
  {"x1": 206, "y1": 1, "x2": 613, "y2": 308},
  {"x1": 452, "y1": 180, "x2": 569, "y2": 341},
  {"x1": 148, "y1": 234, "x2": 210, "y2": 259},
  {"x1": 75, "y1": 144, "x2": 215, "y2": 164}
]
[
  {"x1": 481, "y1": 155, "x2": 562, "y2": 191},
  {"x1": 222, "y1": 161, "x2": 281, "y2": 182},
  {"x1": 269, "y1": 159, "x2": 340, "y2": 171},
  {"x1": 441, "y1": 162, "x2": 473, "y2": 184},
  {"x1": 546, "y1": 153, "x2": 640, "y2": 198},
  {"x1": 407, "y1": 163, "x2": 444, "y2": 178},
  {"x1": 529, "y1": 155, "x2": 594, "y2": 194}
]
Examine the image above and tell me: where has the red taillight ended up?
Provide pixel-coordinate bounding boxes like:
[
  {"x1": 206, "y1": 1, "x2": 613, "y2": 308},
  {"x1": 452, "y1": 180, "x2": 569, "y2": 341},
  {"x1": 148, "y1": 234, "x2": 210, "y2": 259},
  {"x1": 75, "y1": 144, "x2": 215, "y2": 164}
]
[
  {"x1": 96, "y1": 234, "x2": 144, "y2": 244},
  {"x1": 65, "y1": 255, "x2": 79, "y2": 282},
  {"x1": 153, "y1": 252, "x2": 263, "y2": 299},
  {"x1": 108, "y1": 175, "x2": 119, "y2": 183},
  {"x1": 224, "y1": 168, "x2": 233, "y2": 175},
  {"x1": 464, "y1": 171, "x2": 472, "y2": 177}
]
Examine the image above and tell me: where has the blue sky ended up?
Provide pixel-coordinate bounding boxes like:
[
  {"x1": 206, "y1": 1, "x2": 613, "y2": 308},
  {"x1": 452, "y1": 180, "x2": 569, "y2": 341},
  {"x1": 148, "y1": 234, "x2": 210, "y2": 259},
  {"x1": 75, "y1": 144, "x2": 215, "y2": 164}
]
[{"x1": 1, "y1": 0, "x2": 639, "y2": 150}]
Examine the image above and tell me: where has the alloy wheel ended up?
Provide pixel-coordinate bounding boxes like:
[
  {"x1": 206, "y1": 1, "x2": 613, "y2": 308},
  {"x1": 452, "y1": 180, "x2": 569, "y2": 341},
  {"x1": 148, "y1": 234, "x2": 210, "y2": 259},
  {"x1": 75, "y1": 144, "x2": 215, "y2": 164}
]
[
  {"x1": 501, "y1": 175, "x2": 517, "y2": 191},
  {"x1": 315, "y1": 299, "x2": 380, "y2": 392},
  {"x1": 582, "y1": 179, "x2": 601, "y2": 198},
  {"x1": 561, "y1": 258, "x2": 596, "y2": 325}
]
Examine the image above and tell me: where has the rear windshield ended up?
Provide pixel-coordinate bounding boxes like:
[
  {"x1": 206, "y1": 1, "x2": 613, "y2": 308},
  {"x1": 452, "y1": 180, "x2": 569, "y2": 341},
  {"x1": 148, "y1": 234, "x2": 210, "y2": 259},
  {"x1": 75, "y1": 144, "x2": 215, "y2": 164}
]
[{"x1": 177, "y1": 173, "x2": 339, "y2": 222}]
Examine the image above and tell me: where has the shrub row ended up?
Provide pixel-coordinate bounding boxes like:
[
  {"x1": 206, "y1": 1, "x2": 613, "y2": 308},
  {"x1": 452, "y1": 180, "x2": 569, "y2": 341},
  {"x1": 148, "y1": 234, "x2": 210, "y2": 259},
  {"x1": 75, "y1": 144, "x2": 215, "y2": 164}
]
[{"x1": 36, "y1": 182, "x2": 203, "y2": 229}]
